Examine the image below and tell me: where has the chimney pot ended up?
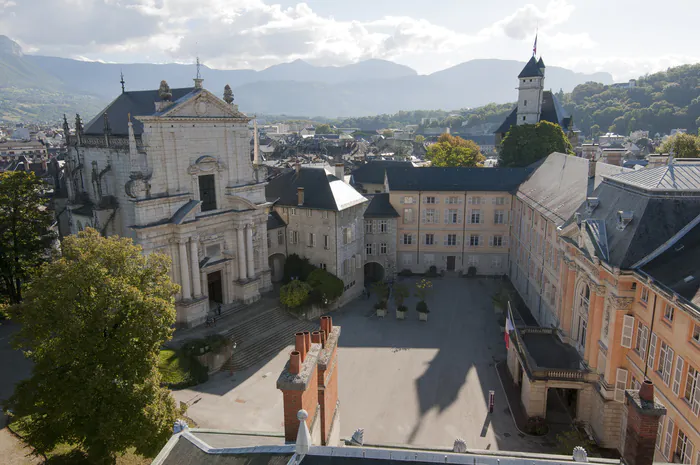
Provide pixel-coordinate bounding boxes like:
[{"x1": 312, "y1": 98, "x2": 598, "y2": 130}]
[
  {"x1": 639, "y1": 379, "x2": 654, "y2": 402},
  {"x1": 297, "y1": 187, "x2": 304, "y2": 206},
  {"x1": 295, "y1": 332, "x2": 306, "y2": 362},
  {"x1": 289, "y1": 350, "x2": 301, "y2": 374},
  {"x1": 295, "y1": 162, "x2": 301, "y2": 174},
  {"x1": 311, "y1": 331, "x2": 322, "y2": 345},
  {"x1": 304, "y1": 331, "x2": 312, "y2": 350}
]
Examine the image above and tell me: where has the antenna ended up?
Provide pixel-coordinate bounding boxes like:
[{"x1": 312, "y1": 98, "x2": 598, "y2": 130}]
[{"x1": 120, "y1": 70, "x2": 125, "y2": 93}]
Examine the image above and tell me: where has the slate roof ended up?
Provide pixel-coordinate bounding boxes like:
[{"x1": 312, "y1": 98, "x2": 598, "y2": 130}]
[
  {"x1": 157, "y1": 437, "x2": 291, "y2": 465},
  {"x1": 518, "y1": 56, "x2": 545, "y2": 78},
  {"x1": 83, "y1": 87, "x2": 198, "y2": 136},
  {"x1": 516, "y1": 153, "x2": 628, "y2": 226},
  {"x1": 363, "y1": 193, "x2": 400, "y2": 218},
  {"x1": 605, "y1": 164, "x2": 700, "y2": 192},
  {"x1": 521, "y1": 331, "x2": 582, "y2": 370},
  {"x1": 568, "y1": 178, "x2": 700, "y2": 269},
  {"x1": 351, "y1": 160, "x2": 414, "y2": 185},
  {"x1": 267, "y1": 211, "x2": 286, "y2": 230},
  {"x1": 265, "y1": 167, "x2": 367, "y2": 211},
  {"x1": 494, "y1": 91, "x2": 573, "y2": 135},
  {"x1": 385, "y1": 166, "x2": 531, "y2": 192},
  {"x1": 639, "y1": 215, "x2": 700, "y2": 309}
]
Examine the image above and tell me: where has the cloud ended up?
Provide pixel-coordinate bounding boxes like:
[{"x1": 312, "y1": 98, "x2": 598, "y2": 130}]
[{"x1": 487, "y1": 0, "x2": 575, "y2": 40}]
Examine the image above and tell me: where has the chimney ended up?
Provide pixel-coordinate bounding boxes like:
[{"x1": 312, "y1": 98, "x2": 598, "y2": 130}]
[
  {"x1": 334, "y1": 163, "x2": 344, "y2": 181},
  {"x1": 297, "y1": 187, "x2": 305, "y2": 206},
  {"x1": 295, "y1": 162, "x2": 301, "y2": 175},
  {"x1": 622, "y1": 380, "x2": 666, "y2": 465},
  {"x1": 278, "y1": 316, "x2": 342, "y2": 446},
  {"x1": 588, "y1": 159, "x2": 597, "y2": 178}
]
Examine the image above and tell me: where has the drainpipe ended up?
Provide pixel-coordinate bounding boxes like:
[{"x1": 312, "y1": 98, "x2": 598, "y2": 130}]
[
  {"x1": 417, "y1": 191, "x2": 422, "y2": 266},
  {"x1": 643, "y1": 292, "x2": 657, "y2": 379},
  {"x1": 461, "y1": 191, "x2": 467, "y2": 270}
]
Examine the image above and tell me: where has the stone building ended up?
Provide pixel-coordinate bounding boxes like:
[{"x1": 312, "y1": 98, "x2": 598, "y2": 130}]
[
  {"x1": 265, "y1": 164, "x2": 368, "y2": 301},
  {"x1": 363, "y1": 193, "x2": 400, "y2": 282},
  {"x1": 58, "y1": 79, "x2": 271, "y2": 327},
  {"x1": 385, "y1": 166, "x2": 530, "y2": 275}
]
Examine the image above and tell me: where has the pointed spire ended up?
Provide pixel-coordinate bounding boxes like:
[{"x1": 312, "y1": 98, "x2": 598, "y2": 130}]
[
  {"x1": 63, "y1": 114, "x2": 70, "y2": 145},
  {"x1": 194, "y1": 57, "x2": 204, "y2": 89},
  {"x1": 120, "y1": 70, "x2": 126, "y2": 93}
]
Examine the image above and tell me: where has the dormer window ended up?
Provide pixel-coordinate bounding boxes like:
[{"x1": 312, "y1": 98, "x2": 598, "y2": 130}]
[
  {"x1": 585, "y1": 197, "x2": 599, "y2": 214},
  {"x1": 616, "y1": 210, "x2": 633, "y2": 230},
  {"x1": 524, "y1": 100, "x2": 528, "y2": 106},
  {"x1": 199, "y1": 174, "x2": 217, "y2": 212}
]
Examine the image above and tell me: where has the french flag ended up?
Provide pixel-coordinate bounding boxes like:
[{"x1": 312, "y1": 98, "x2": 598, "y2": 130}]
[{"x1": 505, "y1": 313, "x2": 515, "y2": 349}]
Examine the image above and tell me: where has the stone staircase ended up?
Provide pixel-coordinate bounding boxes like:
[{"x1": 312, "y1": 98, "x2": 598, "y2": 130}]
[{"x1": 220, "y1": 306, "x2": 317, "y2": 373}]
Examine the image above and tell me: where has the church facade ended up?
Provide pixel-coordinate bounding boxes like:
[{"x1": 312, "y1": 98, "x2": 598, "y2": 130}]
[{"x1": 58, "y1": 79, "x2": 271, "y2": 327}]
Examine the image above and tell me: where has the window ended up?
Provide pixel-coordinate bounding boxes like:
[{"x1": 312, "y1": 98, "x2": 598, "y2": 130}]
[
  {"x1": 306, "y1": 209, "x2": 312, "y2": 217},
  {"x1": 467, "y1": 255, "x2": 479, "y2": 267},
  {"x1": 277, "y1": 229, "x2": 284, "y2": 245},
  {"x1": 636, "y1": 323, "x2": 649, "y2": 360},
  {"x1": 492, "y1": 256, "x2": 502, "y2": 269},
  {"x1": 424, "y1": 208, "x2": 437, "y2": 224},
  {"x1": 614, "y1": 368, "x2": 628, "y2": 402},
  {"x1": 675, "y1": 428, "x2": 693, "y2": 464},
  {"x1": 290, "y1": 207, "x2": 297, "y2": 216},
  {"x1": 658, "y1": 341, "x2": 674, "y2": 385},
  {"x1": 693, "y1": 324, "x2": 700, "y2": 344},
  {"x1": 656, "y1": 416, "x2": 664, "y2": 450},
  {"x1": 447, "y1": 208, "x2": 459, "y2": 224},
  {"x1": 491, "y1": 235, "x2": 503, "y2": 247},
  {"x1": 673, "y1": 355, "x2": 685, "y2": 396},
  {"x1": 403, "y1": 208, "x2": 414, "y2": 223},
  {"x1": 380, "y1": 243, "x2": 387, "y2": 254},
  {"x1": 198, "y1": 174, "x2": 217, "y2": 212},
  {"x1": 379, "y1": 220, "x2": 388, "y2": 233},
  {"x1": 424, "y1": 254, "x2": 435, "y2": 266},
  {"x1": 522, "y1": 116, "x2": 526, "y2": 121},
  {"x1": 425, "y1": 196, "x2": 436, "y2": 204},
  {"x1": 447, "y1": 196, "x2": 460, "y2": 204},
  {"x1": 684, "y1": 365, "x2": 700, "y2": 415},
  {"x1": 322, "y1": 211, "x2": 329, "y2": 219},
  {"x1": 425, "y1": 233, "x2": 434, "y2": 245},
  {"x1": 365, "y1": 220, "x2": 373, "y2": 234},
  {"x1": 470, "y1": 209, "x2": 481, "y2": 224},
  {"x1": 664, "y1": 303, "x2": 675, "y2": 323},
  {"x1": 523, "y1": 99, "x2": 527, "y2": 106},
  {"x1": 663, "y1": 418, "x2": 674, "y2": 459},
  {"x1": 319, "y1": 263, "x2": 327, "y2": 270},
  {"x1": 402, "y1": 253, "x2": 412, "y2": 266},
  {"x1": 403, "y1": 233, "x2": 413, "y2": 245},
  {"x1": 648, "y1": 332, "x2": 657, "y2": 370},
  {"x1": 402, "y1": 196, "x2": 415, "y2": 204},
  {"x1": 324, "y1": 234, "x2": 330, "y2": 249},
  {"x1": 494, "y1": 210, "x2": 505, "y2": 224},
  {"x1": 621, "y1": 315, "x2": 634, "y2": 349},
  {"x1": 641, "y1": 286, "x2": 649, "y2": 303},
  {"x1": 447, "y1": 234, "x2": 457, "y2": 246},
  {"x1": 469, "y1": 196, "x2": 482, "y2": 205},
  {"x1": 495, "y1": 197, "x2": 506, "y2": 205},
  {"x1": 343, "y1": 228, "x2": 351, "y2": 244},
  {"x1": 470, "y1": 234, "x2": 480, "y2": 246},
  {"x1": 289, "y1": 230, "x2": 299, "y2": 244},
  {"x1": 576, "y1": 284, "x2": 590, "y2": 351},
  {"x1": 307, "y1": 233, "x2": 316, "y2": 247},
  {"x1": 366, "y1": 243, "x2": 374, "y2": 256}
]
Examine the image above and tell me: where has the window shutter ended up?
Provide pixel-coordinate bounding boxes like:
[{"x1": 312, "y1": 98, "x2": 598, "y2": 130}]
[
  {"x1": 422, "y1": 210, "x2": 426, "y2": 223},
  {"x1": 663, "y1": 418, "x2": 674, "y2": 459},
  {"x1": 693, "y1": 371, "x2": 700, "y2": 415},
  {"x1": 435, "y1": 210, "x2": 440, "y2": 223},
  {"x1": 492, "y1": 197, "x2": 496, "y2": 204},
  {"x1": 443, "y1": 236, "x2": 448, "y2": 246},
  {"x1": 444, "y1": 209, "x2": 449, "y2": 224},
  {"x1": 289, "y1": 231, "x2": 294, "y2": 243},
  {"x1": 663, "y1": 347, "x2": 674, "y2": 385},
  {"x1": 614, "y1": 368, "x2": 628, "y2": 402},
  {"x1": 489, "y1": 236, "x2": 494, "y2": 247},
  {"x1": 458, "y1": 196, "x2": 464, "y2": 204},
  {"x1": 435, "y1": 198, "x2": 440, "y2": 204},
  {"x1": 672, "y1": 355, "x2": 684, "y2": 395},
  {"x1": 468, "y1": 197, "x2": 472, "y2": 205},
  {"x1": 479, "y1": 235, "x2": 483, "y2": 247},
  {"x1": 647, "y1": 332, "x2": 657, "y2": 369},
  {"x1": 400, "y1": 197, "x2": 404, "y2": 204},
  {"x1": 505, "y1": 211, "x2": 510, "y2": 224},
  {"x1": 467, "y1": 209, "x2": 472, "y2": 223},
  {"x1": 621, "y1": 315, "x2": 634, "y2": 348},
  {"x1": 457, "y1": 210, "x2": 463, "y2": 224},
  {"x1": 456, "y1": 236, "x2": 461, "y2": 245}
]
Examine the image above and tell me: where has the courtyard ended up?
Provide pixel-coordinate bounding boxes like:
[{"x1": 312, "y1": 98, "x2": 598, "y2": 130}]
[{"x1": 174, "y1": 277, "x2": 561, "y2": 453}]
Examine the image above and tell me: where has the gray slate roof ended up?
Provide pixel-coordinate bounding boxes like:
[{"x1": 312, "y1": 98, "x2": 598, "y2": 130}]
[
  {"x1": 267, "y1": 211, "x2": 286, "y2": 230},
  {"x1": 518, "y1": 56, "x2": 544, "y2": 78},
  {"x1": 265, "y1": 167, "x2": 367, "y2": 211},
  {"x1": 83, "y1": 87, "x2": 198, "y2": 136},
  {"x1": 363, "y1": 193, "x2": 400, "y2": 218},
  {"x1": 351, "y1": 160, "x2": 414, "y2": 185},
  {"x1": 605, "y1": 164, "x2": 700, "y2": 192},
  {"x1": 158, "y1": 437, "x2": 291, "y2": 465},
  {"x1": 494, "y1": 91, "x2": 572, "y2": 135},
  {"x1": 385, "y1": 167, "x2": 531, "y2": 192}
]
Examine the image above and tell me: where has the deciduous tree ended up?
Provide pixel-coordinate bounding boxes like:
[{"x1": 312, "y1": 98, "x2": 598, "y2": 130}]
[
  {"x1": 0, "y1": 171, "x2": 56, "y2": 305},
  {"x1": 8, "y1": 229, "x2": 179, "y2": 464},
  {"x1": 657, "y1": 132, "x2": 700, "y2": 158},
  {"x1": 498, "y1": 121, "x2": 574, "y2": 168},
  {"x1": 426, "y1": 133, "x2": 484, "y2": 167}
]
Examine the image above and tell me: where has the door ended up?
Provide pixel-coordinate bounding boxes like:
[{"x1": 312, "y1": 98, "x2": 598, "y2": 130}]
[
  {"x1": 207, "y1": 271, "x2": 223, "y2": 303},
  {"x1": 446, "y1": 256, "x2": 456, "y2": 271}
]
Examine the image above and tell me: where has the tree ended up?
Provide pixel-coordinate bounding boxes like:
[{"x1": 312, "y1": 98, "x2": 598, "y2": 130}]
[
  {"x1": 426, "y1": 133, "x2": 485, "y2": 167},
  {"x1": 657, "y1": 132, "x2": 700, "y2": 158},
  {"x1": 280, "y1": 280, "x2": 312, "y2": 309},
  {"x1": 382, "y1": 129, "x2": 394, "y2": 138},
  {"x1": 414, "y1": 135, "x2": 425, "y2": 143},
  {"x1": 307, "y1": 268, "x2": 343, "y2": 306},
  {"x1": 0, "y1": 171, "x2": 56, "y2": 305},
  {"x1": 315, "y1": 124, "x2": 333, "y2": 134},
  {"x1": 7, "y1": 229, "x2": 179, "y2": 464},
  {"x1": 499, "y1": 121, "x2": 574, "y2": 168}
]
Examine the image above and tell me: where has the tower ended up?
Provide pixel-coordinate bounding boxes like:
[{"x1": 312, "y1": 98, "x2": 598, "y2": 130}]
[{"x1": 516, "y1": 56, "x2": 545, "y2": 125}]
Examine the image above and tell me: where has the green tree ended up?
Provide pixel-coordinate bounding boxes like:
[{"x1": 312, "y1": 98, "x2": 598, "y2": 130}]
[
  {"x1": 315, "y1": 124, "x2": 333, "y2": 134},
  {"x1": 280, "y1": 280, "x2": 312, "y2": 309},
  {"x1": 382, "y1": 129, "x2": 394, "y2": 138},
  {"x1": 657, "y1": 132, "x2": 700, "y2": 158},
  {"x1": 499, "y1": 121, "x2": 574, "y2": 168},
  {"x1": 0, "y1": 171, "x2": 56, "y2": 305},
  {"x1": 426, "y1": 133, "x2": 485, "y2": 167},
  {"x1": 414, "y1": 134, "x2": 426, "y2": 143},
  {"x1": 7, "y1": 229, "x2": 179, "y2": 464},
  {"x1": 307, "y1": 268, "x2": 343, "y2": 306}
]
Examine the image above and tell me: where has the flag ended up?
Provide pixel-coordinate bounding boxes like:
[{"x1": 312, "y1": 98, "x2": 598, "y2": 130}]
[
  {"x1": 532, "y1": 33, "x2": 538, "y2": 56},
  {"x1": 505, "y1": 309, "x2": 515, "y2": 349}
]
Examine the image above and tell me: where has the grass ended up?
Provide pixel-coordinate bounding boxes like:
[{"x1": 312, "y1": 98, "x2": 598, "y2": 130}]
[{"x1": 158, "y1": 349, "x2": 208, "y2": 389}]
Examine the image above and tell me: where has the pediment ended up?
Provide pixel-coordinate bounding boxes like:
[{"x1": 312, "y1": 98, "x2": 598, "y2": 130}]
[{"x1": 162, "y1": 90, "x2": 247, "y2": 119}]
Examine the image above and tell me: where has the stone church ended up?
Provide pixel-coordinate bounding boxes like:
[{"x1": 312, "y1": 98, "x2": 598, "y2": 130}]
[{"x1": 57, "y1": 78, "x2": 271, "y2": 327}]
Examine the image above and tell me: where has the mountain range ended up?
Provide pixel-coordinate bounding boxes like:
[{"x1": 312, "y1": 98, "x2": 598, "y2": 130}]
[{"x1": 0, "y1": 35, "x2": 614, "y2": 121}]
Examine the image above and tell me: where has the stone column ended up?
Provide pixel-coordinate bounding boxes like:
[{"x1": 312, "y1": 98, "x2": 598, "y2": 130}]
[
  {"x1": 246, "y1": 224, "x2": 255, "y2": 279},
  {"x1": 178, "y1": 238, "x2": 192, "y2": 300},
  {"x1": 237, "y1": 227, "x2": 247, "y2": 280},
  {"x1": 190, "y1": 237, "x2": 202, "y2": 298}
]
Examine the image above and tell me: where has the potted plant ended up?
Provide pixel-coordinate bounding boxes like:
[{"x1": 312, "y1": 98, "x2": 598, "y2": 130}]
[
  {"x1": 394, "y1": 283, "x2": 409, "y2": 320},
  {"x1": 491, "y1": 287, "x2": 512, "y2": 316},
  {"x1": 415, "y1": 278, "x2": 433, "y2": 321},
  {"x1": 372, "y1": 281, "x2": 389, "y2": 317}
]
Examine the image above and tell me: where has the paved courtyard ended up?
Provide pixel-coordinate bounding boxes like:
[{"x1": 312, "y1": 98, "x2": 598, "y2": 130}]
[{"x1": 174, "y1": 277, "x2": 557, "y2": 453}]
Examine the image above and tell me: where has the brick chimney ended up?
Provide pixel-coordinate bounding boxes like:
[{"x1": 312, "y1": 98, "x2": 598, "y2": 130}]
[
  {"x1": 277, "y1": 317, "x2": 341, "y2": 446},
  {"x1": 297, "y1": 187, "x2": 304, "y2": 206},
  {"x1": 622, "y1": 380, "x2": 666, "y2": 465}
]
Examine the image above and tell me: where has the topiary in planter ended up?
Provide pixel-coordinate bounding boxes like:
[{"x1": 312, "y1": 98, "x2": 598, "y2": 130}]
[{"x1": 416, "y1": 301, "x2": 430, "y2": 313}]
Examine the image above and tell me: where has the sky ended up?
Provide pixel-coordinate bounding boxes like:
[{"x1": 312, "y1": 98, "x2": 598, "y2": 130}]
[{"x1": 1, "y1": 0, "x2": 698, "y2": 81}]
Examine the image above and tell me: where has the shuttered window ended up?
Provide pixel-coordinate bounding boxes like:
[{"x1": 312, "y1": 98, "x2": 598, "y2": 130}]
[
  {"x1": 615, "y1": 368, "x2": 628, "y2": 403},
  {"x1": 621, "y1": 314, "x2": 634, "y2": 348}
]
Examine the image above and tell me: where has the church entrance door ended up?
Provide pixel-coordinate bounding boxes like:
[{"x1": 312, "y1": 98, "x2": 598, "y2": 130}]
[{"x1": 207, "y1": 271, "x2": 223, "y2": 304}]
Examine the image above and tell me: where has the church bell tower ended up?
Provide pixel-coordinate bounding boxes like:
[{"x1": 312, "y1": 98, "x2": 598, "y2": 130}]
[{"x1": 516, "y1": 56, "x2": 545, "y2": 125}]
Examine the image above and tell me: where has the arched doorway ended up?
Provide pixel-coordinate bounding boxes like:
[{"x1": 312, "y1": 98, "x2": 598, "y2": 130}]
[
  {"x1": 268, "y1": 253, "x2": 286, "y2": 282},
  {"x1": 364, "y1": 262, "x2": 385, "y2": 283}
]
